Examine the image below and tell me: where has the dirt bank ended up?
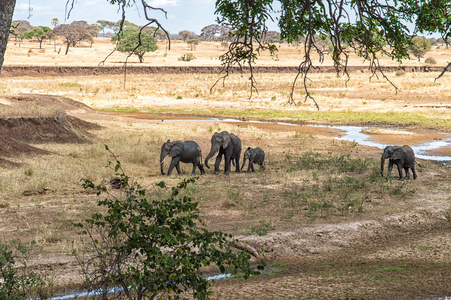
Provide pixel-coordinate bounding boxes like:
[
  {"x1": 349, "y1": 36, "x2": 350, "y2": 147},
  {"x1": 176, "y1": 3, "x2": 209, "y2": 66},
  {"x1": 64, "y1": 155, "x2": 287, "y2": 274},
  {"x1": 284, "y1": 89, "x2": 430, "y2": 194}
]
[{"x1": 1, "y1": 65, "x2": 447, "y2": 77}]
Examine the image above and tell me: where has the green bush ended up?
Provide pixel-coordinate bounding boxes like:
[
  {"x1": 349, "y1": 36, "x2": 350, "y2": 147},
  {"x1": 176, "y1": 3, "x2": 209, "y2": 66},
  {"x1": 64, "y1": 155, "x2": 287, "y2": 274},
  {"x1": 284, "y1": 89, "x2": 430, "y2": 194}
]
[
  {"x1": 0, "y1": 240, "x2": 53, "y2": 300},
  {"x1": 75, "y1": 146, "x2": 264, "y2": 299}
]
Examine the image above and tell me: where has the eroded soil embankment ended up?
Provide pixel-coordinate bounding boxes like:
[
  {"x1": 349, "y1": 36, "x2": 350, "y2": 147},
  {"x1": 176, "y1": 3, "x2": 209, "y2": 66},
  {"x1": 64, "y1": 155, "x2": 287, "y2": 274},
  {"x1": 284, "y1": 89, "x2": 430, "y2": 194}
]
[{"x1": 0, "y1": 65, "x2": 446, "y2": 77}]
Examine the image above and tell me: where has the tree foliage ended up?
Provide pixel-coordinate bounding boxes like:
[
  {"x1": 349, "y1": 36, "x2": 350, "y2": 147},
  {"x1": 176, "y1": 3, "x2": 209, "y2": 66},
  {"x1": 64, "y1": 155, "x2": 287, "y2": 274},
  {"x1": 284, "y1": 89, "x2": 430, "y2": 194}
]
[
  {"x1": 9, "y1": 20, "x2": 32, "y2": 46},
  {"x1": 409, "y1": 36, "x2": 432, "y2": 61},
  {"x1": 200, "y1": 24, "x2": 231, "y2": 41},
  {"x1": 216, "y1": 0, "x2": 451, "y2": 107},
  {"x1": 54, "y1": 23, "x2": 92, "y2": 54},
  {"x1": 179, "y1": 30, "x2": 193, "y2": 41},
  {"x1": 97, "y1": 19, "x2": 115, "y2": 36},
  {"x1": 24, "y1": 26, "x2": 51, "y2": 48},
  {"x1": 75, "y1": 149, "x2": 264, "y2": 299},
  {"x1": 213, "y1": 0, "x2": 278, "y2": 99},
  {"x1": 113, "y1": 28, "x2": 158, "y2": 62},
  {"x1": 214, "y1": 0, "x2": 451, "y2": 108}
]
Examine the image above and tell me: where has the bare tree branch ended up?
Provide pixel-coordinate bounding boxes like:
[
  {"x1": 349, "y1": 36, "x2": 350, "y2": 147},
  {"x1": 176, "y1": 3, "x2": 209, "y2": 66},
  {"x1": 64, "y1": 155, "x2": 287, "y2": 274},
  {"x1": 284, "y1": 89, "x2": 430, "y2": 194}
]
[{"x1": 434, "y1": 61, "x2": 451, "y2": 82}]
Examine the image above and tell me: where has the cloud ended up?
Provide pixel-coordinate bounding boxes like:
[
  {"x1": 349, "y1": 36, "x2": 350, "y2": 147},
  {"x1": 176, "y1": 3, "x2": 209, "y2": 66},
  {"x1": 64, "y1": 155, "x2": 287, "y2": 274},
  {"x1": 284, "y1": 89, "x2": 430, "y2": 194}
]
[
  {"x1": 149, "y1": 0, "x2": 179, "y2": 7},
  {"x1": 85, "y1": 0, "x2": 105, "y2": 5}
]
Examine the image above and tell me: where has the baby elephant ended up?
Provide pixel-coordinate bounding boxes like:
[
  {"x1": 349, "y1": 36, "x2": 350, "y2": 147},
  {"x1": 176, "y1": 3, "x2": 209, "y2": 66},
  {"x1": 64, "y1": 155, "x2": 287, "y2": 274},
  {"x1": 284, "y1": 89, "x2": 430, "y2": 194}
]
[
  {"x1": 241, "y1": 147, "x2": 265, "y2": 173},
  {"x1": 381, "y1": 145, "x2": 417, "y2": 180}
]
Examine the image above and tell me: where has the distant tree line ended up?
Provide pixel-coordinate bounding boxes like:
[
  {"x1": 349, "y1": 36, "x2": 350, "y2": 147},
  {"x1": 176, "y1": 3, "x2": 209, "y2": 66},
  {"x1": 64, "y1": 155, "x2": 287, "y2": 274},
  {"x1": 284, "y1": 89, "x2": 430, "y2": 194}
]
[{"x1": 8, "y1": 19, "x2": 447, "y2": 63}]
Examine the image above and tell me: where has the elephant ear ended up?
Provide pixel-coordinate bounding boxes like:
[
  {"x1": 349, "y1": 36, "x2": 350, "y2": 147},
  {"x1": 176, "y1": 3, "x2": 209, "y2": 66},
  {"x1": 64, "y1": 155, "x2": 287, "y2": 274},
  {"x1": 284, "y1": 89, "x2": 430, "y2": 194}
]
[
  {"x1": 391, "y1": 147, "x2": 405, "y2": 160},
  {"x1": 170, "y1": 144, "x2": 183, "y2": 157},
  {"x1": 222, "y1": 132, "x2": 231, "y2": 149}
]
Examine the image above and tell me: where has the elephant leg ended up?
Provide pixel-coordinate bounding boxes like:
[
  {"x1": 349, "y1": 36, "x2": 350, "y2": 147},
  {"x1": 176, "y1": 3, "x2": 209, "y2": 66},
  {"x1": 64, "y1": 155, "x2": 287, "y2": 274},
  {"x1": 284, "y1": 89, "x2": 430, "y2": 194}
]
[
  {"x1": 214, "y1": 154, "x2": 222, "y2": 173},
  {"x1": 167, "y1": 157, "x2": 181, "y2": 176},
  {"x1": 224, "y1": 152, "x2": 232, "y2": 174},
  {"x1": 246, "y1": 160, "x2": 251, "y2": 173},
  {"x1": 261, "y1": 160, "x2": 266, "y2": 170},
  {"x1": 404, "y1": 167, "x2": 410, "y2": 180},
  {"x1": 176, "y1": 162, "x2": 182, "y2": 175},
  {"x1": 412, "y1": 165, "x2": 417, "y2": 180},
  {"x1": 235, "y1": 157, "x2": 241, "y2": 173},
  {"x1": 396, "y1": 161, "x2": 404, "y2": 180},
  {"x1": 191, "y1": 162, "x2": 197, "y2": 175},
  {"x1": 250, "y1": 159, "x2": 255, "y2": 172},
  {"x1": 198, "y1": 162, "x2": 205, "y2": 175}
]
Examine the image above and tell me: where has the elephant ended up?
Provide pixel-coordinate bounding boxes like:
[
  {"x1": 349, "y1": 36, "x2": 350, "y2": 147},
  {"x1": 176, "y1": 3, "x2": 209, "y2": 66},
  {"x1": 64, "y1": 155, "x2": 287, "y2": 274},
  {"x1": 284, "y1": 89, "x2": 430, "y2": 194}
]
[
  {"x1": 241, "y1": 147, "x2": 265, "y2": 173},
  {"x1": 160, "y1": 140, "x2": 205, "y2": 176},
  {"x1": 381, "y1": 145, "x2": 417, "y2": 180},
  {"x1": 205, "y1": 131, "x2": 242, "y2": 174}
]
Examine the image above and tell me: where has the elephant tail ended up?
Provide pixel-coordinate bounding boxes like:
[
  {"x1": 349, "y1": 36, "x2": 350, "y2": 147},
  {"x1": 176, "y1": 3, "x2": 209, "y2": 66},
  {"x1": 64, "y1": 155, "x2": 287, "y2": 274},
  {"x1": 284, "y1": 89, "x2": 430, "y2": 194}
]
[{"x1": 415, "y1": 160, "x2": 422, "y2": 168}]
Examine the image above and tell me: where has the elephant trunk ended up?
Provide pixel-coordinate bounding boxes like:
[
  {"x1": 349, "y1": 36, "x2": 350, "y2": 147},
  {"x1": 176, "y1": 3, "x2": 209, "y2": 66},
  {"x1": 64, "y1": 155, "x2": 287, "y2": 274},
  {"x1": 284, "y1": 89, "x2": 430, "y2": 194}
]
[
  {"x1": 381, "y1": 148, "x2": 389, "y2": 177},
  {"x1": 241, "y1": 157, "x2": 246, "y2": 171},
  {"x1": 205, "y1": 146, "x2": 219, "y2": 169}
]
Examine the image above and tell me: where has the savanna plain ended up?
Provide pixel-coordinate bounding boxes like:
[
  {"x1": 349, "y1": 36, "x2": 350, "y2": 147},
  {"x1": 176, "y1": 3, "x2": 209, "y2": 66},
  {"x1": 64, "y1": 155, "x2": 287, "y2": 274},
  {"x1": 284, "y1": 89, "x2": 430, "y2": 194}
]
[{"x1": 1, "y1": 37, "x2": 451, "y2": 299}]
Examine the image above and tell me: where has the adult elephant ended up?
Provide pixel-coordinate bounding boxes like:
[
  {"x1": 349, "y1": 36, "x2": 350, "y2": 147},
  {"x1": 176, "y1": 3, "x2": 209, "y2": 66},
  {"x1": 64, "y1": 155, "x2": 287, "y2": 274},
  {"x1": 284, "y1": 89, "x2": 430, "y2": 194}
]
[
  {"x1": 160, "y1": 140, "x2": 205, "y2": 176},
  {"x1": 205, "y1": 131, "x2": 242, "y2": 174},
  {"x1": 381, "y1": 145, "x2": 417, "y2": 180}
]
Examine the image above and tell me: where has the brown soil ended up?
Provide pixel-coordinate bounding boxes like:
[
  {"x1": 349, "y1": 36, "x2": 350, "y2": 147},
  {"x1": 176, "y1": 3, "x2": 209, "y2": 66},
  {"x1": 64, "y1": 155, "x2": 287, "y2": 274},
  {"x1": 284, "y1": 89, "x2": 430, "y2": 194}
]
[
  {"x1": 1, "y1": 93, "x2": 449, "y2": 299},
  {"x1": 1, "y1": 38, "x2": 451, "y2": 299},
  {"x1": 0, "y1": 94, "x2": 101, "y2": 165}
]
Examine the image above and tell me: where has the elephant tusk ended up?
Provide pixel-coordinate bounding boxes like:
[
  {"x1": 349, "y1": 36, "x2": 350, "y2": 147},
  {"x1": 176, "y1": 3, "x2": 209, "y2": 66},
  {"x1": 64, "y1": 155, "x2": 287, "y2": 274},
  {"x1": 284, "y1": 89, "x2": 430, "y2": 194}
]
[{"x1": 160, "y1": 156, "x2": 167, "y2": 164}]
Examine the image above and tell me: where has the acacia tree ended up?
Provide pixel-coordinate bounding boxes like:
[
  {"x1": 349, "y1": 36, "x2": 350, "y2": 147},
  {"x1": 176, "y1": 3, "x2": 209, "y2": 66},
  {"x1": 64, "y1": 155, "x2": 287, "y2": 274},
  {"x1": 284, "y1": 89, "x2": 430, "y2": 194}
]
[
  {"x1": 409, "y1": 36, "x2": 432, "y2": 61},
  {"x1": 179, "y1": 30, "x2": 193, "y2": 41},
  {"x1": 113, "y1": 28, "x2": 158, "y2": 62},
  {"x1": 54, "y1": 23, "x2": 92, "y2": 54},
  {"x1": 97, "y1": 19, "x2": 115, "y2": 36},
  {"x1": 25, "y1": 26, "x2": 51, "y2": 49},
  {"x1": 213, "y1": 0, "x2": 451, "y2": 107},
  {"x1": 9, "y1": 20, "x2": 32, "y2": 47}
]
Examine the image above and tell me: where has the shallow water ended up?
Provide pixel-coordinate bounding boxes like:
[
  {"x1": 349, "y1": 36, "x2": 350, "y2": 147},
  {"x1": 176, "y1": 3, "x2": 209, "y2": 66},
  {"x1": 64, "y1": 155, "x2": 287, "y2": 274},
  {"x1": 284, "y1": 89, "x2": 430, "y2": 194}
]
[
  {"x1": 47, "y1": 273, "x2": 233, "y2": 300},
  {"x1": 329, "y1": 125, "x2": 451, "y2": 161},
  {"x1": 172, "y1": 118, "x2": 451, "y2": 162}
]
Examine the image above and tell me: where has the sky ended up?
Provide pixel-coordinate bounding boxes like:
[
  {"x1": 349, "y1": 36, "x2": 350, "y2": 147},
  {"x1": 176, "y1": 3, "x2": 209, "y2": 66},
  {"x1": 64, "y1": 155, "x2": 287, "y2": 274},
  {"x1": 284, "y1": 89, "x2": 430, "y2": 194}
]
[{"x1": 12, "y1": 0, "x2": 224, "y2": 35}]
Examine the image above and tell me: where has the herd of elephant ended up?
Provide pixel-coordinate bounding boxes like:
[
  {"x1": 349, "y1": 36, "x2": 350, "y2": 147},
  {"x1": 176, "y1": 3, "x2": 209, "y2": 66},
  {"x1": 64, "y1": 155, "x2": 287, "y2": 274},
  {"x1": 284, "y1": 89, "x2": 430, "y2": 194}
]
[
  {"x1": 160, "y1": 131, "x2": 265, "y2": 176},
  {"x1": 160, "y1": 130, "x2": 419, "y2": 181}
]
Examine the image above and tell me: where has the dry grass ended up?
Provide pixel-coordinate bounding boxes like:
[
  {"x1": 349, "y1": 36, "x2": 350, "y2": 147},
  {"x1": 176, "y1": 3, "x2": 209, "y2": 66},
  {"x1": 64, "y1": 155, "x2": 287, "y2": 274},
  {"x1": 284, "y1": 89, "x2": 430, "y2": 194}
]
[
  {"x1": 0, "y1": 38, "x2": 451, "y2": 298},
  {"x1": 0, "y1": 105, "x2": 66, "y2": 119}
]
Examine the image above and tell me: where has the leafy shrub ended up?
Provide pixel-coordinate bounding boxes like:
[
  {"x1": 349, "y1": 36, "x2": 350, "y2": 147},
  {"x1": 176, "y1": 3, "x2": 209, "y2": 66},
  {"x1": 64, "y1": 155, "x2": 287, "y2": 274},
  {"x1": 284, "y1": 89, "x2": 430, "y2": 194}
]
[
  {"x1": 0, "y1": 240, "x2": 54, "y2": 299},
  {"x1": 75, "y1": 147, "x2": 264, "y2": 299},
  {"x1": 178, "y1": 53, "x2": 196, "y2": 61},
  {"x1": 424, "y1": 57, "x2": 437, "y2": 65}
]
